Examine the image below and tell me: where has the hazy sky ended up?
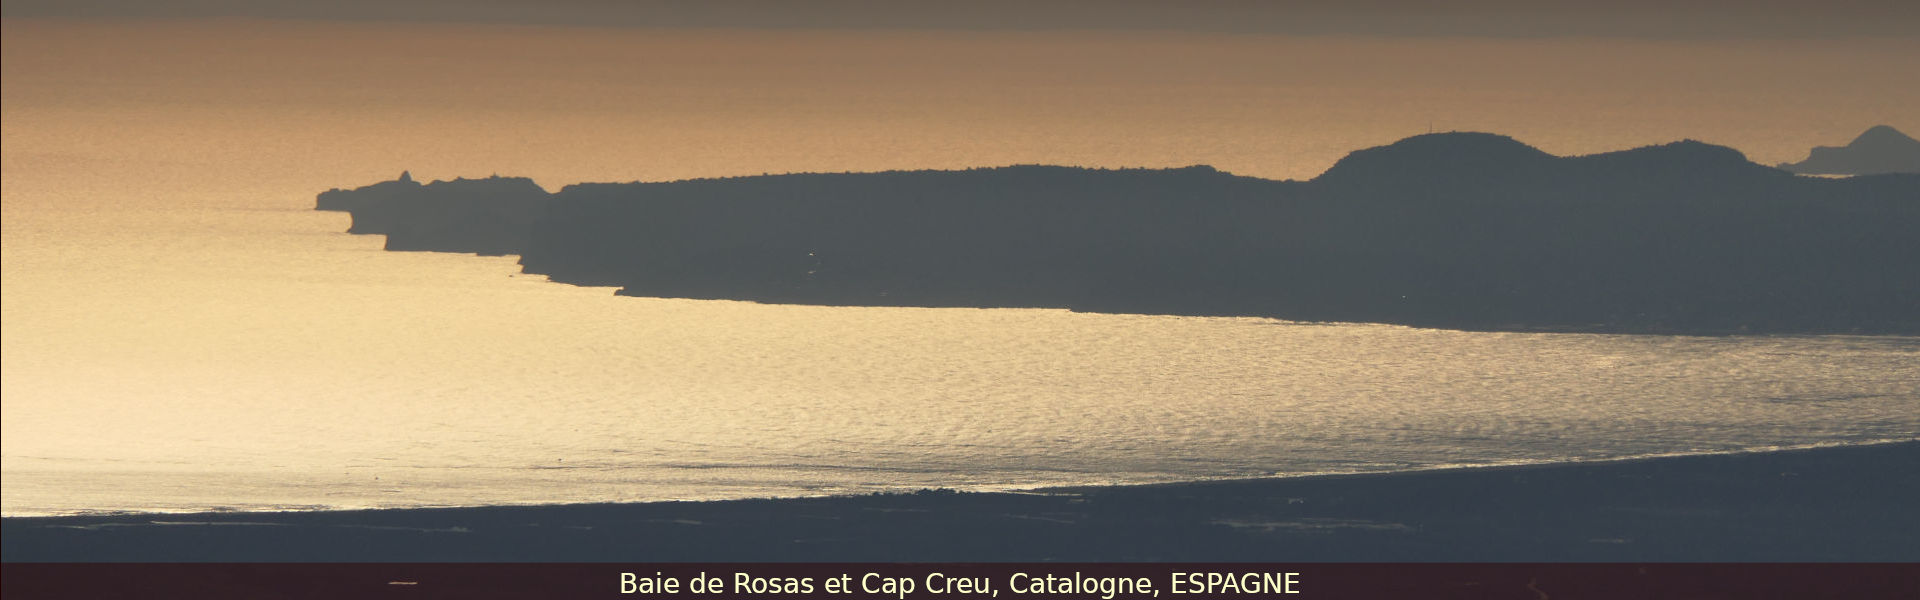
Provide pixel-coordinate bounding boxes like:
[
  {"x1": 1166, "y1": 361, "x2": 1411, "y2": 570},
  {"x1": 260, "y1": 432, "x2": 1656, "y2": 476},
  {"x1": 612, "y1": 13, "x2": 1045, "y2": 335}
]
[
  {"x1": 4, "y1": 1, "x2": 1916, "y2": 196},
  {"x1": 6, "y1": 0, "x2": 1919, "y2": 39}
]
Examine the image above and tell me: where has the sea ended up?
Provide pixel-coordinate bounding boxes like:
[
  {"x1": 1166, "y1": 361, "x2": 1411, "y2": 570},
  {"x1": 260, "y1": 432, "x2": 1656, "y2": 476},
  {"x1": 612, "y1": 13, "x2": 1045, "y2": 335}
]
[{"x1": 3, "y1": 19, "x2": 1917, "y2": 517}]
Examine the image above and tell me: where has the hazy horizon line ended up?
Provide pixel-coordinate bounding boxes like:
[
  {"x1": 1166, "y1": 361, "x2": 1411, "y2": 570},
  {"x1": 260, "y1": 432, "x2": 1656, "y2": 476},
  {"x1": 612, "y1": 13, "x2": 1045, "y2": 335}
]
[{"x1": 338, "y1": 128, "x2": 1920, "y2": 190}]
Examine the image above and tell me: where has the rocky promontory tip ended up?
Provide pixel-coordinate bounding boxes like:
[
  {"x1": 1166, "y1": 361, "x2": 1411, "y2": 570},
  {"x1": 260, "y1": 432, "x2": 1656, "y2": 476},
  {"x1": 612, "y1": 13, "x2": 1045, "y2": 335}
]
[
  {"x1": 319, "y1": 174, "x2": 548, "y2": 256},
  {"x1": 314, "y1": 133, "x2": 1920, "y2": 334},
  {"x1": 314, "y1": 170, "x2": 420, "y2": 212},
  {"x1": 1779, "y1": 125, "x2": 1920, "y2": 175}
]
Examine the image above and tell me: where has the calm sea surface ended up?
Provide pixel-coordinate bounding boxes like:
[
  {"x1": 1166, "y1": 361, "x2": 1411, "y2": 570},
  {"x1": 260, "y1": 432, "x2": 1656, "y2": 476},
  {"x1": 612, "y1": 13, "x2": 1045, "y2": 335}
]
[
  {"x1": 3, "y1": 206, "x2": 1916, "y2": 517},
  {"x1": 4, "y1": 21, "x2": 1917, "y2": 517}
]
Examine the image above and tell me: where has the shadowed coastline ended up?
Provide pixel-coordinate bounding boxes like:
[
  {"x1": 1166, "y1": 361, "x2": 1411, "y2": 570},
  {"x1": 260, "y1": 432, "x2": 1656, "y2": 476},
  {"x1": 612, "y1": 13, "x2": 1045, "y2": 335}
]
[
  {"x1": 316, "y1": 133, "x2": 1920, "y2": 335},
  {"x1": 5, "y1": 442, "x2": 1916, "y2": 561}
]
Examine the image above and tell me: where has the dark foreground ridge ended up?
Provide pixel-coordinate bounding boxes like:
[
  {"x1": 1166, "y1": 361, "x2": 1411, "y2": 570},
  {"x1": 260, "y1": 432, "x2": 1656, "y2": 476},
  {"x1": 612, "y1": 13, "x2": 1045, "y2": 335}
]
[
  {"x1": 316, "y1": 133, "x2": 1920, "y2": 334},
  {"x1": 6, "y1": 442, "x2": 1917, "y2": 561}
]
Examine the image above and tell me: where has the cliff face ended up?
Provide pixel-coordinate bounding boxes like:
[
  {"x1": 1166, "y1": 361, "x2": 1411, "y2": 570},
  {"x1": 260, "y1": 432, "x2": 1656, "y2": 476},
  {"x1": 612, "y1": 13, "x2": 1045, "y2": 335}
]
[
  {"x1": 1779, "y1": 125, "x2": 1920, "y2": 176},
  {"x1": 315, "y1": 171, "x2": 421, "y2": 214},
  {"x1": 315, "y1": 134, "x2": 1920, "y2": 334},
  {"x1": 318, "y1": 174, "x2": 550, "y2": 256}
]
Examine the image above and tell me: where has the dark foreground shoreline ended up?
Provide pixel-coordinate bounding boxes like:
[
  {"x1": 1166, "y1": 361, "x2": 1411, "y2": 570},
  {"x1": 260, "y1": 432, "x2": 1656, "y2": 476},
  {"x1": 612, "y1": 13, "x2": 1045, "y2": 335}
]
[{"x1": 5, "y1": 442, "x2": 1917, "y2": 562}]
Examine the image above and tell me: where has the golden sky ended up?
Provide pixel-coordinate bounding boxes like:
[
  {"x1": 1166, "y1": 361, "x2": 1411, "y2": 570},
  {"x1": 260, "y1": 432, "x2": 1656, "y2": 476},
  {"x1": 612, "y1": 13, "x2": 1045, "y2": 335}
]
[{"x1": 5, "y1": 18, "x2": 1915, "y2": 207}]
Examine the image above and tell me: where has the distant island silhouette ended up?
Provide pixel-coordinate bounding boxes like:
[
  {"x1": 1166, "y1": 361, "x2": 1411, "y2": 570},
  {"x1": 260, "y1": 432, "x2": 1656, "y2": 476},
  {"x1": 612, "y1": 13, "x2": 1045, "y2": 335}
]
[
  {"x1": 317, "y1": 133, "x2": 1920, "y2": 334},
  {"x1": 1778, "y1": 125, "x2": 1920, "y2": 175}
]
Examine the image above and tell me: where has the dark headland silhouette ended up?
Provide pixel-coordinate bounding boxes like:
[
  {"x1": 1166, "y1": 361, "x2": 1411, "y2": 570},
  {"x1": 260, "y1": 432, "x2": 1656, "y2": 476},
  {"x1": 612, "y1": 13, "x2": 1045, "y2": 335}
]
[
  {"x1": 317, "y1": 132, "x2": 1920, "y2": 334},
  {"x1": 1778, "y1": 125, "x2": 1920, "y2": 176}
]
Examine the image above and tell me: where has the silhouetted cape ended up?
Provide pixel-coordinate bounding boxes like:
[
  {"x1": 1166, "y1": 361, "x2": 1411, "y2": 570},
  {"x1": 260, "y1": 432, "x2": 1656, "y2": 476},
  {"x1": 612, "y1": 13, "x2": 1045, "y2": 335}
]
[
  {"x1": 317, "y1": 133, "x2": 1920, "y2": 334},
  {"x1": 1778, "y1": 125, "x2": 1920, "y2": 175}
]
